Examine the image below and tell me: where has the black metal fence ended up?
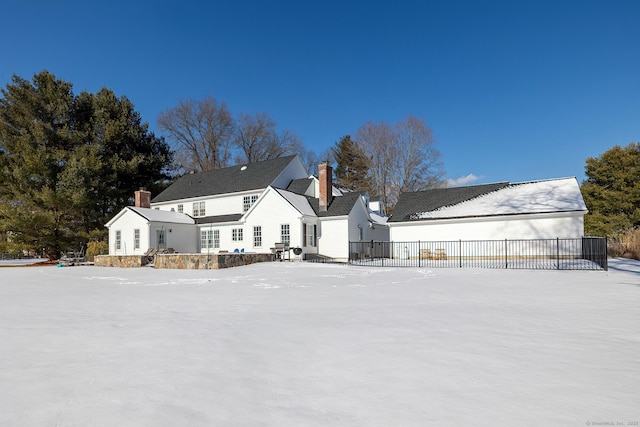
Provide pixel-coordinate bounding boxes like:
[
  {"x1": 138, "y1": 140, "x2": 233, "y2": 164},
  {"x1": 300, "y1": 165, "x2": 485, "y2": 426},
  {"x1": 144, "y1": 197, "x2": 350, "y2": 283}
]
[{"x1": 348, "y1": 237, "x2": 608, "y2": 270}]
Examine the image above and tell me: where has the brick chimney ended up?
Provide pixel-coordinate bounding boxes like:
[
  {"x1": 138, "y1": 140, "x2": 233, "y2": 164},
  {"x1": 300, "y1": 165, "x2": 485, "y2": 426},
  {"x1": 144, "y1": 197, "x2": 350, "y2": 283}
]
[
  {"x1": 134, "y1": 188, "x2": 151, "y2": 208},
  {"x1": 318, "y1": 162, "x2": 332, "y2": 212}
]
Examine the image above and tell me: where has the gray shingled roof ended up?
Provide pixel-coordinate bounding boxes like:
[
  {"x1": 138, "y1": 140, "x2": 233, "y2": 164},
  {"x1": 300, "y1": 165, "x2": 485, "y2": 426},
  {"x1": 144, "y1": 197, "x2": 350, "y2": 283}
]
[
  {"x1": 321, "y1": 192, "x2": 364, "y2": 217},
  {"x1": 285, "y1": 177, "x2": 364, "y2": 217},
  {"x1": 195, "y1": 214, "x2": 243, "y2": 225},
  {"x1": 286, "y1": 177, "x2": 314, "y2": 195},
  {"x1": 152, "y1": 155, "x2": 298, "y2": 203},
  {"x1": 300, "y1": 192, "x2": 363, "y2": 217},
  {"x1": 389, "y1": 182, "x2": 509, "y2": 222}
]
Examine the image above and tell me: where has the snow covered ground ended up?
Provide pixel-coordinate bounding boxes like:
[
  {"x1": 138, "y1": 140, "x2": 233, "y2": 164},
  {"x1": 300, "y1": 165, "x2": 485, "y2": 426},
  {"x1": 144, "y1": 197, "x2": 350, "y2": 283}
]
[{"x1": 1, "y1": 259, "x2": 639, "y2": 426}]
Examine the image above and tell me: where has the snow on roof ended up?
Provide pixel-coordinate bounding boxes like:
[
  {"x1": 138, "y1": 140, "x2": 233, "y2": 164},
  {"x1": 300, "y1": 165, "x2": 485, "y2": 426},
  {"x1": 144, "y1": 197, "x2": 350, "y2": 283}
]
[
  {"x1": 128, "y1": 207, "x2": 195, "y2": 224},
  {"x1": 412, "y1": 177, "x2": 587, "y2": 220},
  {"x1": 273, "y1": 188, "x2": 316, "y2": 216},
  {"x1": 370, "y1": 210, "x2": 388, "y2": 225}
]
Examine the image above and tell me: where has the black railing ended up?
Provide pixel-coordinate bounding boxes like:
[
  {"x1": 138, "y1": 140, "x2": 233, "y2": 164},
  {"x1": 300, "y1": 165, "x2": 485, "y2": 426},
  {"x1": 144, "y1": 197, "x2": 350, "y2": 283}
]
[
  {"x1": 303, "y1": 253, "x2": 342, "y2": 264},
  {"x1": 348, "y1": 237, "x2": 608, "y2": 270}
]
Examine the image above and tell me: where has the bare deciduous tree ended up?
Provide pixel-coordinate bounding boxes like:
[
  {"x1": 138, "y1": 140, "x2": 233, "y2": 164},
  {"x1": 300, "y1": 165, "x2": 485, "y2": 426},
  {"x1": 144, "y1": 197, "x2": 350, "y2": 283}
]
[
  {"x1": 234, "y1": 112, "x2": 303, "y2": 164},
  {"x1": 298, "y1": 146, "x2": 334, "y2": 178},
  {"x1": 357, "y1": 115, "x2": 444, "y2": 212},
  {"x1": 157, "y1": 96, "x2": 234, "y2": 172},
  {"x1": 394, "y1": 115, "x2": 444, "y2": 192},
  {"x1": 356, "y1": 121, "x2": 396, "y2": 209}
]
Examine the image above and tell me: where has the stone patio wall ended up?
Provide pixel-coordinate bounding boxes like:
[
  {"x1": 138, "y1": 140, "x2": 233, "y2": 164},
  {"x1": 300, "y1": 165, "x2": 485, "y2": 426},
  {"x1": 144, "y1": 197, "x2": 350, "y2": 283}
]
[{"x1": 95, "y1": 253, "x2": 276, "y2": 269}]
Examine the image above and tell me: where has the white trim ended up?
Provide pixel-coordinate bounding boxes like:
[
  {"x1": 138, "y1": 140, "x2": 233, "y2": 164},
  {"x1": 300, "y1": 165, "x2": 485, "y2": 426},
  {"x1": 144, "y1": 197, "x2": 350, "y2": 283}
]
[
  {"x1": 390, "y1": 210, "x2": 586, "y2": 227},
  {"x1": 151, "y1": 188, "x2": 269, "y2": 208}
]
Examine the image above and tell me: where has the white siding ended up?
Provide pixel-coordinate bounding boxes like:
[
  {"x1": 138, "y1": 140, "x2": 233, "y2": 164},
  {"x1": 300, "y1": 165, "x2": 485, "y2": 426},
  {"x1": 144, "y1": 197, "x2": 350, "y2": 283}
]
[
  {"x1": 243, "y1": 188, "x2": 305, "y2": 254},
  {"x1": 107, "y1": 209, "x2": 198, "y2": 255},
  {"x1": 271, "y1": 157, "x2": 308, "y2": 189},
  {"x1": 148, "y1": 223, "x2": 198, "y2": 253},
  {"x1": 197, "y1": 223, "x2": 245, "y2": 254},
  {"x1": 389, "y1": 212, "x2": 586, "y2": 242},
  {"x1": 108, "y1": 211, "x2": 149, "y2": 255},
  {"x1": 151, "y1": 192, "x2": 260, "y2": 217},
  {"x1": 318, "y1": 217, "x2": 349, "y2": 259},
  {"x1": 368, "y1": 223, "x2": 390, "y2": 242},
  {"x1": 317, "y1": 197, "x2": 389, "y2": 260}
]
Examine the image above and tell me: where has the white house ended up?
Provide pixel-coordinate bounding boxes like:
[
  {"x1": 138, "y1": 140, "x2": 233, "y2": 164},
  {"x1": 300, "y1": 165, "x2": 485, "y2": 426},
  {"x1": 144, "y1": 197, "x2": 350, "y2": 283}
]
[
  {"x1": 388, "y1": 177, "x2": 588, "y2": 243},
  {"x1": 104, "y1": 207, "x2": 197, "y2": 255},
  {"x1": 105, "y1": 155, "x2": 389, "y2": 261}
]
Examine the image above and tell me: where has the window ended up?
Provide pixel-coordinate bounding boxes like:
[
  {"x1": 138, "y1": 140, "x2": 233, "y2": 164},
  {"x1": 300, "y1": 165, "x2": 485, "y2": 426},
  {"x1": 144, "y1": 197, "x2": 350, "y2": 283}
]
[
  {"x1": 192, "y1": 201, "x2": 206, "y2": 217},
  {"x1": 115, "y1": 230, "x2": 121, "y2": 250},
  {"x1": 134, "y1": 229, "x2": 140, "y2": 249},
  {"x1": 232, "y1": 228, "x2": 244, "y2": 241},
  {"x1": 177, "y1": 204, "x2": 183, "y2": 213},
  {"x1": 253, "y1": 226, "x2": 262, "y2": 247},
  {"x1": 201, "y1": 229, "x2": 219, "y2": 249},
  {"x1": 281, "y1": 224, "x2": 290, "y2": 246},
  {"x1": 200, "y1": 230, "x2": 207, "y2": 249},
  {"x1": 303, "y1": 224, "x2": 317, "y2": 247},
  {"x1": 243, "y1": 195, "x2": 259, "y2": 212},
  {"x1": 200, "y1": 230, "x2": 213, "y2": 249}
]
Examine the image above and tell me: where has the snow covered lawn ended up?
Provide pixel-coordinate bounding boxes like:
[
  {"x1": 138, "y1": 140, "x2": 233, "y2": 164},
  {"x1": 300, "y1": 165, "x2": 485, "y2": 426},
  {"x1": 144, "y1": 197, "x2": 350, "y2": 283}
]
[{"x1": 1, "y1": 260, "x2": 639, "y2": 426}]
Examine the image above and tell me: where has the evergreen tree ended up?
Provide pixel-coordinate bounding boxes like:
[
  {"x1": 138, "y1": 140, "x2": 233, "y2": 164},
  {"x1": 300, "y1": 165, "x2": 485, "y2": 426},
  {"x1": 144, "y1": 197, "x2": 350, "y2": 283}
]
[
  {"x1": 581, "y1": 143, "x2": 640, "y2": 236},
  {"x1": 0, "y1": 71, "x2": 173, "y2": 259},
  {"x1": 331, "y1": 135, "x2": 371, "y2": 192}
]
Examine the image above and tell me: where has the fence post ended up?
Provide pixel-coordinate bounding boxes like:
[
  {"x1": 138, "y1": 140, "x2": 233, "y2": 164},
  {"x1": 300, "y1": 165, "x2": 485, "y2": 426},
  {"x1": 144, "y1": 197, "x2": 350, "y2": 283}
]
[
  {"x1": 459, "y1": 240, "x2": 462, "y2": 268},
  {"x1": 418, "y1": 241, "x2": 421, "y2": 268},
  {"x1": 505, "y1": 239, "x2": 508, "y2": 269},
  {"x1": 556, "y1": 237, "x2": 560, "y2": 270}
]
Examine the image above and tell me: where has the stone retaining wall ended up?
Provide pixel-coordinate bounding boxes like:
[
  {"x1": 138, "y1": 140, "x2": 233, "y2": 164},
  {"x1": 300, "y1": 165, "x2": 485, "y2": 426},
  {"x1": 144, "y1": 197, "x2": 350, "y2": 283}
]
[
  {"x1": 95, "y1": 253, "x2": 276, "y2": 269},
  {"x1": 94, "y1": 255, "x2": 150, "y2": 268},
  {"x1": 155, "y1": 253, "x2": 275, "y2": 269}
]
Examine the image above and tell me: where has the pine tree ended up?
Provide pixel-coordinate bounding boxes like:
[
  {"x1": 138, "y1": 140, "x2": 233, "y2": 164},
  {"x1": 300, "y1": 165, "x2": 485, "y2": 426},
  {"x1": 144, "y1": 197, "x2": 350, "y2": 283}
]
[
  {"x1": 0, "y1": 71, "x2": 173, "y2": 258},
  {"x1": 331, "y1": 135, "x2": 371, "y2": 193},
  {"x1": 581, "y1": 143, "x2": 640, "y2": 236}
]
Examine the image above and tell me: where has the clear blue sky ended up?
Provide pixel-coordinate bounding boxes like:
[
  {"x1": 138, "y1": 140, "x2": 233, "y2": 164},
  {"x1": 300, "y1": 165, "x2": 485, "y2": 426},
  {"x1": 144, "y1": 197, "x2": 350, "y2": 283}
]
[{"x1": 2, "y1": 0, "x2": 639, "y2": 185}]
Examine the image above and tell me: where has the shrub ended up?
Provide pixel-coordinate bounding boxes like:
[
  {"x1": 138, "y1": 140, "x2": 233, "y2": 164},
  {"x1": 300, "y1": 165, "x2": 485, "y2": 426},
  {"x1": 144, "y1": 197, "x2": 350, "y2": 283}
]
[
  {"x1": 86, "y1": 241, "x2": 108, "y2": 262},
  {"x1": 607, "y1": 229, "x2": 640, "y2": 260}
]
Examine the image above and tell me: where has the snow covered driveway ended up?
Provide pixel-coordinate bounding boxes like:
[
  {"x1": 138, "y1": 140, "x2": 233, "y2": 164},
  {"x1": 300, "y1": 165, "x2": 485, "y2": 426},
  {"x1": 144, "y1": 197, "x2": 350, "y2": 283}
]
[{"x1": 1, "y1": 260, "x2": 638, "y2": 426}]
